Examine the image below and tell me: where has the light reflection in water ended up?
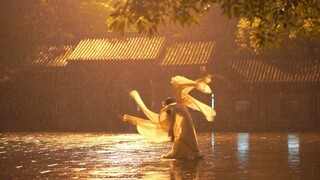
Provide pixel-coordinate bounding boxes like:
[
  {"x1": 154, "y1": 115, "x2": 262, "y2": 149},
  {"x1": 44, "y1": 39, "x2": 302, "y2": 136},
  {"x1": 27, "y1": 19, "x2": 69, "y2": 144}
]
[
  {"x1": 211, "y1": 133, "x2": 214, "y2": 159},
  {"x1": 288, "y1": 134, "x2": 300, "y2": 167},
  {"x1": 1, "y1": 133, "x2": 319, "y2": 179},
  {"x1": 237, "y1": 133, "x2": 249, "y2": 169}
]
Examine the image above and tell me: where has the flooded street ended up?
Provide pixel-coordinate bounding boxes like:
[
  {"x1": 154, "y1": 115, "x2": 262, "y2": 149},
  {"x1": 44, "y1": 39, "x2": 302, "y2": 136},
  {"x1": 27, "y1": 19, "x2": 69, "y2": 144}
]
[{"x1": 0, "y1": 133, "x2": 320, "y2": 179}]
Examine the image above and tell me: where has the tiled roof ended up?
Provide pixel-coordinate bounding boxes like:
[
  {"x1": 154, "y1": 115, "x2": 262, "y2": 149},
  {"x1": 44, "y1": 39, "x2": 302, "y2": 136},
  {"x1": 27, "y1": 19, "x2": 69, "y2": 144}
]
[
  {"x1": 68, "y1": 37, "x2": 165, "y2": 61},
  {"x1": 0, "y1": 68, "x2": 21, "y2": 83},
  {"x1": 229, "y1": 59, "x2": 320, "y2": 83},
  {"x1": 160, "y1": 41, "x2": 214, "y2": 66},
  {"x1": 26, "y1": 45, "x2": 75, "y2": 67}
]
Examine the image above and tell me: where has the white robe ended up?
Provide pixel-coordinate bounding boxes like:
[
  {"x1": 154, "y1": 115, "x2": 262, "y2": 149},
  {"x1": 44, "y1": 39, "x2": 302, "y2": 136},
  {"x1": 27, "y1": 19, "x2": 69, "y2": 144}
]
[{"x1": 123, "y1": 75, "x2": 216, "y2": 158}]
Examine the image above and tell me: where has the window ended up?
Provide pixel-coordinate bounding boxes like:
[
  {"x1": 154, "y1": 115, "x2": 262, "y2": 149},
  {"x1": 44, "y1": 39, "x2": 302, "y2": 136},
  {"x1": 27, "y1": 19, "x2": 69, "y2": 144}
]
[
  {"x1": 234, "y1": 100, "x2": 252, "y2": 118},
  {"x1": 281, "y1": 99, "x2": 301, "y2": 120}
]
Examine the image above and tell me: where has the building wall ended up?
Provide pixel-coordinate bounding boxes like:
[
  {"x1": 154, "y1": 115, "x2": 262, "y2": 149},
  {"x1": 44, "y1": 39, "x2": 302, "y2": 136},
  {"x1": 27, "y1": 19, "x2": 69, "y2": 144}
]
[
  {"x1": 64, "y1": 61, "x2": 154, "y2": 132},
  {"x1": 217, "y1": 84, "x2": 320, "y2": 132},
  {"x1": 0, "y1": 61, "x2": 154, "y2": 132},
  {"x1": 1, "y1": 64, "x2": 319, "y2": 132}
]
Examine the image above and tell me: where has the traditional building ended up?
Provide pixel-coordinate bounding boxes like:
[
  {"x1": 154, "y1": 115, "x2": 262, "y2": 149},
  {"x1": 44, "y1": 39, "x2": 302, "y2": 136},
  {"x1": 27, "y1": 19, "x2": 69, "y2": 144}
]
[
  {"x1": 1, "y1": 45, "x2": 76, "y2": 131},
  {"x1": 63, "y1": 36, "x2": 215, "y2": 131},
  {"x1": 224, "y1": 59, "x2": 320, "y2": 132},
  {"x1": 1, "y1": 36, "x2": 319, "y2": 132},
  {"x1": 0, "y1": 68, "x2": 22, "y2": 130},
  {"x1": 65, "y1": 37, "x2": 166, "y2": 131}
]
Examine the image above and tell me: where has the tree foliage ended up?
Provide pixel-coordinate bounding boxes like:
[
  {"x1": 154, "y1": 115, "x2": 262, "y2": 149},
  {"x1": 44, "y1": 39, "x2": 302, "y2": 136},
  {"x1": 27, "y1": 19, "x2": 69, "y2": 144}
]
[
  {"x1": 108, "y1": 0, "x2": 320, "y2": 50},
  {"x1": 108, "y1": 0, "x2": 212, "y2": 35},
  {"x1": 1, "y1": 0, "x2": 319, "y2": 67},
  {"x1": 230, "y1": 0, "x2": 320, "y2": 51}
]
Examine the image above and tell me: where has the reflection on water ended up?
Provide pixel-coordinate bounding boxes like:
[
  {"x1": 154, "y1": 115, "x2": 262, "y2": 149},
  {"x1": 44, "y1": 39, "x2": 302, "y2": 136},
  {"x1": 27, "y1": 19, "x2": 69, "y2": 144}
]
[
  {"x1": 0, "y1": 133, "x2": 319, "y2": 179},
  {"x1": 288, "y1": 133, "x2": 300, "y2": 170},
  {"x1": 211, "y1": 133, "x2": 214, "y2": 158},
  {"x1": 168, "y1": 159, "x2": 201, "y2": 179},
  {"x1": 237, "y1": 133, "x2": 249, "y2": 170}
]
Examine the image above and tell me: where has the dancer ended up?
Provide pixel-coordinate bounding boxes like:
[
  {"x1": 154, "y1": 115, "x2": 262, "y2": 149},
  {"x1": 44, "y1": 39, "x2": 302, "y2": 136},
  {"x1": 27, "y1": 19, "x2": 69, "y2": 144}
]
[{"x1": 123, "y1": 75, "x2": 216, "y2": 159}]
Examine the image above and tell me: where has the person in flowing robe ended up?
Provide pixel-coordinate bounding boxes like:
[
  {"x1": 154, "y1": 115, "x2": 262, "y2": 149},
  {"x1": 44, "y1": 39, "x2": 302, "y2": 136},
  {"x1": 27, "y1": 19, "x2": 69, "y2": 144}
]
[
  {"x1": 160, "y1": 96, "x2": 203, "y2": 159},
  {"x1": 123, "y1": 75, "x2": 216, "y2": 159}
]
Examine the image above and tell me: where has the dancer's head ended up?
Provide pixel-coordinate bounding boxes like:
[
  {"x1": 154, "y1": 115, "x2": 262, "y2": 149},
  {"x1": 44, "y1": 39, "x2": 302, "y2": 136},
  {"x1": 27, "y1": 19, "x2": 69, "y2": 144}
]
[
  {"x1": 162, "y1": 97, "x2": 176, "y2": 107},
  {"x1": 162, "y1": 97, "x2": 176, "y2": 115},
  {"x1": 162, "y1": 97, "x2": 177, "y2": 142}
]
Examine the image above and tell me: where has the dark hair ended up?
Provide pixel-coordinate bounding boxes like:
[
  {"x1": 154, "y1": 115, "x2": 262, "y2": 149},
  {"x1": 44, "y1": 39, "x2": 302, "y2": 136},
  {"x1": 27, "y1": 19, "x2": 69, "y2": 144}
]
[
  {"x1": 163, "y1": 97, "x2": 176, "y2": 106},
  {"x1": 162, "y1": 97, "x2": 176, "y2": 115},
  {"x1": 163, "y1": 97, "x2": 176, "y2": 142}
]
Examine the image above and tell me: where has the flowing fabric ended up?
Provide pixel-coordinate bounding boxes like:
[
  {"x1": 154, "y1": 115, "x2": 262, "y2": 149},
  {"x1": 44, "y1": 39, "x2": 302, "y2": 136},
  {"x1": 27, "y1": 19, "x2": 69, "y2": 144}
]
[
  {"x1": 123, "y1": 91, "x2": 171, "y2": 142},
  {"x1": 170, "y1": 75, "x2": 216, "y2": 122},
  {"x1": 123, "y1": 75, "x2": 216, "y2": 145}
]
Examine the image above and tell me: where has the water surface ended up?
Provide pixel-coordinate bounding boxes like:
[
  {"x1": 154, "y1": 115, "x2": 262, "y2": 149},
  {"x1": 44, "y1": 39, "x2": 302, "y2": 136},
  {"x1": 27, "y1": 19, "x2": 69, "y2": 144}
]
[{"x1": 0, "y1": 133, "x2": 319, "y2": 179}]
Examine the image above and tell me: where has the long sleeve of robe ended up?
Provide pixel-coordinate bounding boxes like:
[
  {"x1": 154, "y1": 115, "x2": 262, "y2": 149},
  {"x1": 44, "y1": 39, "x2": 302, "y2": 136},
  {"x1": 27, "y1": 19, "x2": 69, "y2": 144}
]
[{"x1": 123, "y1": 75, "x2": 216, "y2": 153}]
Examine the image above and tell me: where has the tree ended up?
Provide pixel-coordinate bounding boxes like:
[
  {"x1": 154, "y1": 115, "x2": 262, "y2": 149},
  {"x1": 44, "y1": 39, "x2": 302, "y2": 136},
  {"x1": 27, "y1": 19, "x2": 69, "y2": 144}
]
[
  {"x1": 1, "y1": 0, "x2": 319, "y2": 67},
  {"x1": 108, "y1": 0, "x2": 320, "y2": 51}
]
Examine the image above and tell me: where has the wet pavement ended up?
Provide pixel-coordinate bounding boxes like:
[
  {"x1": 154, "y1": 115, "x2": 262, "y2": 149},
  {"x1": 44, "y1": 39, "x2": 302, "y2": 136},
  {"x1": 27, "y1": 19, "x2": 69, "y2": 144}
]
[{"x1": 0, "y1": 132, "x2": 320, "y2": 179}]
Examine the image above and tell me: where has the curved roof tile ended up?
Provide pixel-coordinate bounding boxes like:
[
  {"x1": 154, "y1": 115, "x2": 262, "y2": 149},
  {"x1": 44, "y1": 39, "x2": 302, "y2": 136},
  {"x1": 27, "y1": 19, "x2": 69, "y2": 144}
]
[
  {"x1": 160, "y1": 41, "x2": 214, "y2": 66},
  {"x1": 68, "y1": 37, "x2": 165, "y2": 61},
  {"x1": 26, "y1": 45, "x2": 75, "y2": 67},
  {"x1": 229, "y1": 59, "x2": 320, "y2": 83}
]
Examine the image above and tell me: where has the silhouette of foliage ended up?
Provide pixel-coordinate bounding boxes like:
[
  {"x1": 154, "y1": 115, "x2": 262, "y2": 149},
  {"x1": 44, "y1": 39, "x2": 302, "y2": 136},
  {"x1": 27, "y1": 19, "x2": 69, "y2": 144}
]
[{"x1": 108, "y1": 0, "x2": 320, "y2": 50}]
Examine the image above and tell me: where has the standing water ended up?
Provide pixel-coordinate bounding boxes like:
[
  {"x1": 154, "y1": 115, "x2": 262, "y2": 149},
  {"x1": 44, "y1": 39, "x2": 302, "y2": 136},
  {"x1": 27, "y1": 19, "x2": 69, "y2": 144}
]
[{"x1": 0, "y1": 133, "x2": 319, "y2": 179}]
